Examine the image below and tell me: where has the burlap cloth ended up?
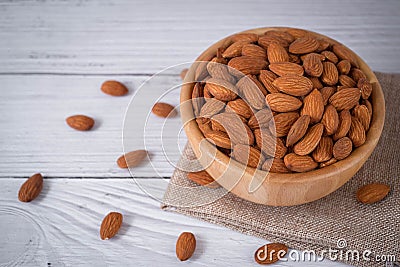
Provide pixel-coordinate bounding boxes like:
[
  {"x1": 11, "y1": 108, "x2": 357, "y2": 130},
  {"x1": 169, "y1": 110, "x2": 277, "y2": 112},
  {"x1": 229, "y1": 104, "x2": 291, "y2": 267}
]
[{"x1": 162, "y1": 72, "x2": 400, "y2": 267}]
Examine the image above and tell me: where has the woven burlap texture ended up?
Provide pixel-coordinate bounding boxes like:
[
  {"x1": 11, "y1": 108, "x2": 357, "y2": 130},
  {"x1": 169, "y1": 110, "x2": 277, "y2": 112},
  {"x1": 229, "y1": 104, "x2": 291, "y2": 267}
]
[{"x1": 162, "y1": 72, "x2": 400, "y2": 267}]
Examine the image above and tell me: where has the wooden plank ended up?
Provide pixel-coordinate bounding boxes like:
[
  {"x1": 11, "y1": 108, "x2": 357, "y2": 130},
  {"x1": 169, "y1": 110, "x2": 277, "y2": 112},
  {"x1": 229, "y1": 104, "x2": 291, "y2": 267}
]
[
  {"x1": 0, "y1": 0, "x2": 399, "y2": 74},
  {"x1": 0, "y1": 178, "x2": 348, "y2": 266},
  {"x1": 0, "y1": 74, "x2": 185, "y2": 178}
]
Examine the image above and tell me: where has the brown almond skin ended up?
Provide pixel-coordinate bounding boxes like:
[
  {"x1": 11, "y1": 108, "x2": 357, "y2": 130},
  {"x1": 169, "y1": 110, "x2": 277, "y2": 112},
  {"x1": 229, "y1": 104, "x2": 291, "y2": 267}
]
[
  {"x1": 262, "y1": 158, "x2": 291, "y2": 173},
  {"x1": 242, "y1": 43, "x2": 267, "y2": 58},
  {"x1": 284, "y1": 153, "x2": 318, "y2": 173},
  {"x1": 321, "y1": 105, "x2": 339, "y2": 135},
  {"x1": 348, "y1": 117, "x2": 366, "y2": 147},
  {"x1": 289, "y1": 36, "x2": 320, "y2": 54},
  {"x1": 333, "y1": 110, "x2": 352, "y2": 141},
  {"x1": 332, "y1": 44, "x2": 359, "y2": 68},
  {"x1": 321, "y1": 61, "x2": 339, "y2": 86},
  {"x1": 267, "y1": 43, "x2": 289, "y2": 63},
  {"x1": 353, "y1": 105, "x2": 371, "y2": 131},
  {"x1": 337, "y1": 60, "x2": 351, "y2": 75},
  {"x1": 301, "y1": 89, "x2": 324, "y2": 124},
  {"x1": 266, "y1": 93, "x2": 302, "y2": 112},
  {"x1": 152, "y1": 102, "x2": 177, "y2": 118},
  {"x1": 329, "y1": 88, "x2": 361, "y2": 111},
  {"x1": 333, "y1": 137, "x2": 353, "y2": 160},
  {"x1": 66, "y1": 115, "x2": 95, "y2": 131},
  {"x1": 254, "y1": 243, "x2": 288, "y2": 264},
  {"x1": 356, "y1": 183, "x2": 390, "y2": 204},
  {"x1": 226, "y1": 99, "x2": 253, "y2": 119},
  {"x1": 273, "y1": 75, "x2": 313, "y2": 97},
  {"x1": 233, "y1": 144, "x2": 263, "y2": 168},
  {"x1": 312, "y1": 136, "x2": 333, "y2": 163},
  {"x1": 286, "y1": 115, "x2": 311, "y2": 147},
  {"x1": 228, "y1": 56, "x2": 268, "y2": 76},
  {"x1": 270, "y1": 112, "x2": 300, "y2": 137},
  {"x1": 199, "y1": 98, "x2": 225, "y2": 118},
  {"x1": 187, "y1": 171, "x2": 220, "y2": 188},
  {"x1": 176, "y1": 232, "x2": 196, "y2": 261},
  {"x1": 269, "y1": 62, "x2": 304, "y2": 76},
  {"x1": 293, "y1": 123, "x2": 324, "y2": 156},
  {"x1": 258, "y1": 70, "x2": 280, "y2": 93},
  {"x1": 101, "y1": 80, "x2": 129, "y2": 96},
  {"x1": 117, "y1": 150, "x2": 147, "y2": 168},
  {"x1": 303, "y1": 53, "x2": 323, "y2": 77},
  {"x1": 204, "y1": 130, "x2": 232, "y2": 149},
  {"x1": 100, "y1": 212, "x2": 123, "y2": 240},
  {"x1": 18, "y1": 173, "x2": 43, "y2": 202}
]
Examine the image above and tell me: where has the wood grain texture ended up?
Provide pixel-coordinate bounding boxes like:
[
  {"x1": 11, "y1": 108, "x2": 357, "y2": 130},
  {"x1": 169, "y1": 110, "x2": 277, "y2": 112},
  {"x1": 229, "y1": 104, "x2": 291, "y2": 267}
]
[
  {"x1": 0, "y1": 74, "x2": 183, "y2": 178},
  {"x1": 0, "y1": 0, "x2": 399, "y2": 74},
  {"x1": 0, "y1": 178, "x2": 347, "y2": 266}
]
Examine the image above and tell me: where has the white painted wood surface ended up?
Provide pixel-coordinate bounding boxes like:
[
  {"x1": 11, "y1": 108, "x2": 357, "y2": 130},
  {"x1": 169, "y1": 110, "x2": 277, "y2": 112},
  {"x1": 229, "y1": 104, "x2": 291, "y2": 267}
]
[{"x1": 1, "y1": 0, "x2": 399, "y2": 266}]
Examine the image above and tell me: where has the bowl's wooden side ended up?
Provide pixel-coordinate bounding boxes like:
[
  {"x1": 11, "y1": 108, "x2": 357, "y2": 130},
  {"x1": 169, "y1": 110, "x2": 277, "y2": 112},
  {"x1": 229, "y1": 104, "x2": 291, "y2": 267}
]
[{"x1": 180, "y1": 27, "x2": 385, "y2": 206}]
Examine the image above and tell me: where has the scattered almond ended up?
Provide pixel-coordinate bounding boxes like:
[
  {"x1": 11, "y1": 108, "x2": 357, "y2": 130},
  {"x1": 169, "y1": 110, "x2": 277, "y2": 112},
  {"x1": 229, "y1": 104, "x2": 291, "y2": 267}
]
[
  {"x1": 356, "y1": 183, "x2": 390, "y2": 204},
  {"x1": 187, "y1": 170, "x2": 220, "y2": 188},
  {"x1": 101, "y1": 80, "x2": 129, "y2": 96},
  {"x1": 176, "y1": 232, "x2": 196, "y2": 261},
  {"x1": 117, "y1": 149, "x2": 147, "y2": 169},
  {"x1": 152, "y1": 102, "x2": 177, "y2": 118},
  {"x1": 18, "y1": 173, "x2": 43, "y2": 202},
  {"x1": 100, "y1": 212, "x2": 123, "y2": 240},
  {"x1": 66, "y1": 115, "x2": 95, "y2": 131}
]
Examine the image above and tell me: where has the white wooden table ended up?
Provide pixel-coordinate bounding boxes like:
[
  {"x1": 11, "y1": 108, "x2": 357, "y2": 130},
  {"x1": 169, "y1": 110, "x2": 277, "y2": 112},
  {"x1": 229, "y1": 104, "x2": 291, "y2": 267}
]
[{"x1": 1, "y1": 0, "x2": 399, "y2": 266}]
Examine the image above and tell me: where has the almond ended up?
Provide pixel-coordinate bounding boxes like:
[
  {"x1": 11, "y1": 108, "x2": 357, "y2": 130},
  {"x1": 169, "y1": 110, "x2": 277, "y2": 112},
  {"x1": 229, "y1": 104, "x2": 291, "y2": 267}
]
[
  {"x1": 180, "y1": 68, "x2": 188, "y2": 80},
  {"x1": 100, "y1": 212, "x2": 123, "y2": 240},
  {"x1": 213, "y1": 112, "x2": 254, "y2": 145},
  {"x1": 226, "y1": 98, "x2": 253, "y2": 118},
  {"x1": 211, "y1": 119, "x2": 226, "y2": 132},
  {"x1": 285, "y1": 28, "x2": 310, "y2": 38},
  {"x1": 248, "y1": 109, "x2": 273, "y2": 129},
  {"x1": 101, "y1": 80, "x2": 129, "y2": 96},
  {"x1": 264, "y1": 30, "x2": 295, "y2": 43},
  {"x1": 269, "y1": 62, "x2": 304, "y2": 76},
  {"x1": 339, "y1": 75, "x2": 356, "y2": 88},
  {"x1": 289, "y1": 54, "x2": 301, "y2": 64},
  {"x1": 362, "y1": 99, "x2": 373, "y2": 116},
  {"x1": 242, "y1": 43, "x2": 267, "y2": 58},
  {"x1": 237, "y1": 75, "x2": 266, "y2": 110},
  {"x1": 309, "y1": 76, "x2": 324, "y2": 89},
  {"x1": 332, "y1": 44, "x2": 359, "y2": 67},
  {"x1": 337, "y1": 60, "x2": 351, "y2": 75},
  {"x1": 152, "y1": 102, "x2": 177, "y2": 118},
  {"x1": 254, "y1": 243, "x2": 288, "y2": 265},
  {"x1": 258, "y1": 70, "x2": 280, "y2": 93},
  {"x1": 262, "y1": 158, "x2": 291, "y2": 173},
  {"x1": 222, "y1": 40, "x2": 248, "y2": 58},
  {"x1": 333, "y1": 110, "x2": 352, "y2": 141},
  {"x1": 206, "y1": 61, "x2": 236, "y2": 84},
  {"x1": 316, "y1": 38, "x2": 330, "y2": 52},
  {"x1": 303, "y1": 53, "x2": 323, "y2": 77},
  {"x1": 259, "y1": 35, "x2": 290, "y2": 49},
  {"x1": 293, "y1": 123, "x2": 324, "y2": 155},
  {"x1": 270, "y1": 112, "x2": 300, "y2": 137},
  {"x1": 329, "y1": 88, "x2": 361, "y2": 110},
  {"x1": 272, "y1": 75, "x2": 313, "y2": 96},
  {"x1": 231, "y1": 33, "x2": 259, "y2": 43},
  {"x1": 284, "y1": 153, "x2": 318, "y2": 172},
  {"x1": 187, "y1": 170, "x2": 220, "y2": 188},
  {"x1": 353, "y1": 105, "x2": 371, "y2": 131},
  {"x1": 348, "y1": 116, "x2": 366, "y2": 147},
  {"x1": 321, "y1": 51, "x2": 339, "y2": 64},
  {"x1": 117, "y1": 149, "x2": 147, "y2": 168},
  {"x1": 312, "y1": 136, "x2": 333, "y2": 162},
  {"x1": 321, "y1": 104, "x2": 339, "y2": 135},
  {"x1": 350, "y1": 68, "x2": 367, "y2": 82},
  {"x1": 289, "y1": 36, "x2": 320, "y2": 54},
  {"x1": 319, "y1": 157, "x2": 338, "y2": 168},
  {"x1": 320, "y1": 87, "x2": 336, "y2": 106},
  {"x1": 286, "y1": 115, "x2": 311, "y2": 147},
  {"x1": 333, "y1": 137, "x2": 353, "y2": 160},
  {"x1": 205, "y1": 78, "x2": 238, "y2": 101},
  {"x1": 266, "y1": 93, "x2": 302, "y2": 112},
  {"x1": 228, "y1": 56, "x2": 268, "y2": 76},
  {"x1": 66, "y1": 115, "x2": 95, "y2": 131},
  {"x1": 254, "y1": 129, "x2": 286, "y2": 158},
  {"x1": 204, "y1": 130, "x2": 232, "y2": 149},
  {"x1": 232, "y1": 144, "x2": 263, "y2": 168},
  {"x1": 176, "y1": 232, "x2": 196, "y2": 261},
  {"x1": 356, "y1": 183, "x2": 390, "y2": 204},
  {"x1": 196, "y1": 118, "x2": 212, "y2": 134},
  {"x1": 321, "y1": 62, "x2": 339, "y2": 86},
  {"x1": 267, "y1": 43, "x2": 289, "y2": 63},
  {"x1": 191, "y1": 83, "x2": 204, "y2": 116},
  {"x1": 301, "y1": 89, "x2": 324, "y2": 123},
  {"x1": 199, "y1": 98, "x2": 225, "y2": 118},
  {"x1": 18, "y1": 173, "x2": 43, "y2": 202},
  {"x1": 358, "y1": 78, "x2": 373, "y2": 100},
  {"x1": 194, "y1": 61, "x2": 209, "y2": 81}
]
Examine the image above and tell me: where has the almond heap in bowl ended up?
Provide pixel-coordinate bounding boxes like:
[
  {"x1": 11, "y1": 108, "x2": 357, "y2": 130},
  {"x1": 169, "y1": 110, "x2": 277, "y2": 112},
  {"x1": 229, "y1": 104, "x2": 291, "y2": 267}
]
[{"x1": 191, "y1": 28, "x2": 373, "y2": 173}]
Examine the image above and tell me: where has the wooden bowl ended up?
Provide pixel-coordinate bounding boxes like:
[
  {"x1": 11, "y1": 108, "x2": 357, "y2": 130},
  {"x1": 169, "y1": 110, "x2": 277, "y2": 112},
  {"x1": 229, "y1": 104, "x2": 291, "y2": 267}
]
[{"x1": 180, "y1": 27, "x2": 385, "y2": 206}]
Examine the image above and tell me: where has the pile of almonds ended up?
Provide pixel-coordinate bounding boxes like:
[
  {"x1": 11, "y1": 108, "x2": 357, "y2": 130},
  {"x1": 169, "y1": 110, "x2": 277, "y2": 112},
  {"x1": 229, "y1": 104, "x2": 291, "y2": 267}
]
[{"x1": 192, "y1": 28, "x2": 374, "y2": 173}]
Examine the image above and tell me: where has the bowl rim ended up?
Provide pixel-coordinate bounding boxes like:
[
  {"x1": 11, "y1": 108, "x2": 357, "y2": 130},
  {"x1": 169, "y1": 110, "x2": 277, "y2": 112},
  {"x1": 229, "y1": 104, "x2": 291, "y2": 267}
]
[{"x1": 180, "y1": 27, "x2": 385, "y2": 200}]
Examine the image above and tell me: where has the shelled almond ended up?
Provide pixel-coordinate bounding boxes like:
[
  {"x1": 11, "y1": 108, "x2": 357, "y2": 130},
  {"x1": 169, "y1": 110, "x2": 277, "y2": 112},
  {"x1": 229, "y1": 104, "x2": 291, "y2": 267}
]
[{"x1": 191, "y1": 28, "x2": 373, "y2": 173}]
